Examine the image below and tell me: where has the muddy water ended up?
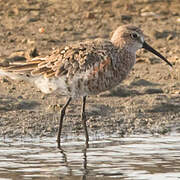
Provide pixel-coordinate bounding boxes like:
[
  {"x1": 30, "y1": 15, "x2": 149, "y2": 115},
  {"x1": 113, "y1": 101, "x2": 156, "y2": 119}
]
[{"x1": 0, "y1": 133, "x2": 180, "y2": 180}]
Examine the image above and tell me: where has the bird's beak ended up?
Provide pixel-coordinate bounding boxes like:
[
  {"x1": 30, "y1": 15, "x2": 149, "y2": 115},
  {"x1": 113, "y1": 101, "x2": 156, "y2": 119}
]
[{"x1": 142, "y1": 41, "x2": 172, "y2": 67}]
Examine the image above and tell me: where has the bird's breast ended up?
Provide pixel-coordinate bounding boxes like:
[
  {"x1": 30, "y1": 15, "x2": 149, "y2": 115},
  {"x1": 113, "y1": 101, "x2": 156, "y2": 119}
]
[{"x1": 69, "y1": 53, "x2": 136, "y2": 96}]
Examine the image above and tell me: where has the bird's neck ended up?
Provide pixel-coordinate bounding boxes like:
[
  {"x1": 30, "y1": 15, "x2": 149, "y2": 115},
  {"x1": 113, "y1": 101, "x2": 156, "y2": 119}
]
[
  {"x1": 116, "y1": 47, "x2": 136, "y2": 73},
  {"x1": 110, "y1": 38, "x2": 136, "y2": 70}
]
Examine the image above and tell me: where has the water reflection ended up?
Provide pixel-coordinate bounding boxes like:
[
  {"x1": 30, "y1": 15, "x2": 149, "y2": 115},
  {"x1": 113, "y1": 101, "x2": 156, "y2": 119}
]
[{"x1": 0, "y1": 133, "x2": 180, "y2": 180}]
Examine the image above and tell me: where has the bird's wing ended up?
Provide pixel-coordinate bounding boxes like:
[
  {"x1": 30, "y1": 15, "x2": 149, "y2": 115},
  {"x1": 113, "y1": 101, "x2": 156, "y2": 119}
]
[{"x1": 0, "y1": 38, "x2": 115, "y2": 79}]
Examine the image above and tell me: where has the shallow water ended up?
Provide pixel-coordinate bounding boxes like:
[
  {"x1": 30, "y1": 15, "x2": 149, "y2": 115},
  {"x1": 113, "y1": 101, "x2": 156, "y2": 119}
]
[{"x1": 0, "y1": 133, "x2": 180, "y2": 180}]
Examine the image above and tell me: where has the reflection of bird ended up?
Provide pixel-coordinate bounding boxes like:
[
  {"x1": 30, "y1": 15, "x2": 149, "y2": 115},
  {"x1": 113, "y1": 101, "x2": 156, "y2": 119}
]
[{"x1": 0, "y1": 24, "x2": 172, "y2": 148}]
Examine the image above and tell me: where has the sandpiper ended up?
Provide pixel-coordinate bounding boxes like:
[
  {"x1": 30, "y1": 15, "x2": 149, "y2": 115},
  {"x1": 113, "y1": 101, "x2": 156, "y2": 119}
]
[{"x1": 0, "y1": 24, "x2": 172, "y2": 148}]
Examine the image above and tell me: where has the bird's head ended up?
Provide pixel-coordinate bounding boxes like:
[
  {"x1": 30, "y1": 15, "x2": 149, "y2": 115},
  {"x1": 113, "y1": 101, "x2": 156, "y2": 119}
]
[{"x1": 111, "y1": 25, "x2": 172, "y2": 67}]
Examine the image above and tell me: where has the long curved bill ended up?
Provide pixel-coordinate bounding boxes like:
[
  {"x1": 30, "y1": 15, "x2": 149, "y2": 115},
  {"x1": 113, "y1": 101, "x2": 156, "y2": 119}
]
[{"x1": 142, "y1": 41, "x2": 172, "y2": 67}]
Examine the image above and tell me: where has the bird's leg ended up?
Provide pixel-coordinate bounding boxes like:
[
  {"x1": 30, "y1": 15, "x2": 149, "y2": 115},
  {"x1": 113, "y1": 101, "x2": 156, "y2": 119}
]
[
  {"x1": 81, "y1": 96, "x2": 89, "y2": 147},
  {"x1": 57, "y1": 97, "x2": 72, "y2": 148}
]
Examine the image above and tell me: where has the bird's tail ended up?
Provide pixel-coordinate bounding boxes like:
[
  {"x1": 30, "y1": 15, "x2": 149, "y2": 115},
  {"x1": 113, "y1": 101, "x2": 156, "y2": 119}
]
[{"x1": 0, "y1": 57, "x2": 45, "y2": 80}]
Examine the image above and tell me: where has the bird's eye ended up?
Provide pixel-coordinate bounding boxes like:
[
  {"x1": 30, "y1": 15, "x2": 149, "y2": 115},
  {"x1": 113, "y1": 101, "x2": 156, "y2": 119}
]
[{"x1": 131, "y1": 33, "x2": 138, "y2": 39}]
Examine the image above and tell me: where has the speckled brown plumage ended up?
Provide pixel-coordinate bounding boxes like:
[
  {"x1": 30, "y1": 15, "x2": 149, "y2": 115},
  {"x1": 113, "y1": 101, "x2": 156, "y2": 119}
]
[
  {"x1": 0, "y1": 38, "x2": 136, "y2": 96},
  {"x1": 0, "y1": 24, "x2": 172, "y2": 147}
]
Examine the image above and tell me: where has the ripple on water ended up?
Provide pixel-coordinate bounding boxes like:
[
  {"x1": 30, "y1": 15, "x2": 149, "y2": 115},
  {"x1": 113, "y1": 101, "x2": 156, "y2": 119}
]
[{"x1": 0, "y1": 134, "x2": 180, "y2": 179}]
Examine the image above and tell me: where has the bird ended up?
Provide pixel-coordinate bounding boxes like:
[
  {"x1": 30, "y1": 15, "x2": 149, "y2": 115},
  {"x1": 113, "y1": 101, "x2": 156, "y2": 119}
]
[{"x1": 0, "y1": 24, "x2": 172, "y2": 148}]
